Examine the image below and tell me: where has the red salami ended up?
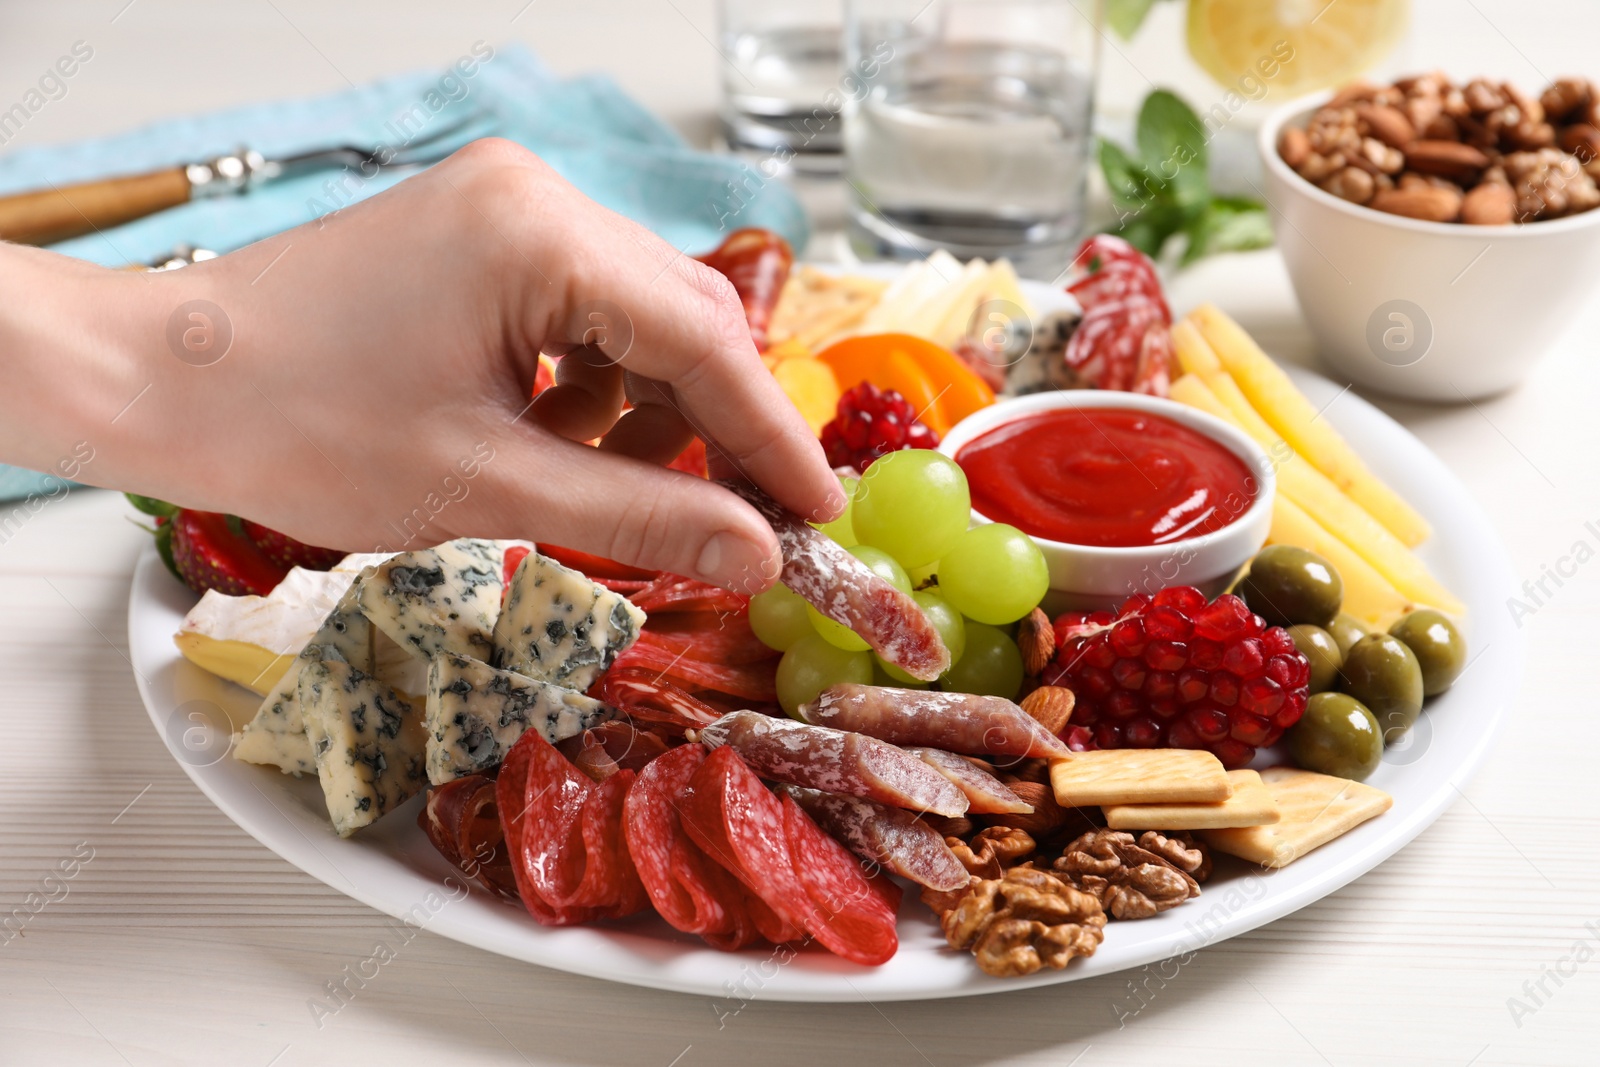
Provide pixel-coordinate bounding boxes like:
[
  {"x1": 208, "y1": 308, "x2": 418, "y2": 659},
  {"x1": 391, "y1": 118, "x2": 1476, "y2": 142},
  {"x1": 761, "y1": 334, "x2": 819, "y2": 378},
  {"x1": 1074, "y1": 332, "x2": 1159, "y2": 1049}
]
[
  {"x1": 779, "y1": 784, "x2": 970, "y2": 892},
  {"x1": 594, "y1": 668, "x2": 724, "y2": 730},
  {"x1": 1060, "y1": 235, "x2": 1174, "y2": 397},
  {"x1": 697, "y1": 710, "x2": 968, "y2": 817},
  {"x1": 798, "y1": 684, "x2": 1071, "y2": 760},
  {"x1": 780, "y1": 794, "x2": 900, "y2": 966},
  {"x1": 499, "y1": 730, "x2": 647, "y2": 925},
  {"x1": 623, "y1": 745, "x2": 762, "y2": 950},
  {"x1": 696, "y1": 228, "x2": 794, "y2": 351},
  {"x1": 722, "y1": 482, "x2": 951, "y2": 681},
  {"x1": 679, "y1": 746, "x2": 812, "y2": 942},
  {"x1": 630, "y1": 574, "x2": 750, "y2": 616},
  {"x1": 557, "y1": 721, "x2": 673, "y2": 782},
  {"x1": 419, "y1": 775, "x2": 519, "y2": 901},
  {"x1": 903, "y1": 747, "x2": 1034, "y2": 815},
  {"x1": 609, "y1": 639, "x2": 778, "y2": 702}
]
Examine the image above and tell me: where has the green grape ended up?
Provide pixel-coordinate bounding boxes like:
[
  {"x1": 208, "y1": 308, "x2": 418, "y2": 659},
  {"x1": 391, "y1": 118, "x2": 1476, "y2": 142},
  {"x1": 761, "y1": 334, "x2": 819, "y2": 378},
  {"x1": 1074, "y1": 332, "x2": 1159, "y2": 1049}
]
[
  {"x1": 939, "y1": 619, "x2": 1024, "y2": 699},
  {"x1": 909, "y1": 561, "x2": 939, "y2": 588},
  {"x1": 872, "y1": 660, "x2": 929, "y2": 690},
  {"x1": 937, "y1": 523, "x2": 1049, "y2": 625},
  {"x1": 776, "y1": 633, "x2": 874, "y2": 716},
  {"x1": 851, "y1": 450, "x2": 971, "y2": 569},
  {"x1": 806, "y1": 545, "x2": 911, "y2": 651},
  {"x1": 812, "y1": 474, "x2": 859, "y2": 547},
  {"x1": 878, "y1": 591, "x2": 966, "y2": 684},
  {"x1": 748, "y1": 581, "x2": 813, "y2": 651}
]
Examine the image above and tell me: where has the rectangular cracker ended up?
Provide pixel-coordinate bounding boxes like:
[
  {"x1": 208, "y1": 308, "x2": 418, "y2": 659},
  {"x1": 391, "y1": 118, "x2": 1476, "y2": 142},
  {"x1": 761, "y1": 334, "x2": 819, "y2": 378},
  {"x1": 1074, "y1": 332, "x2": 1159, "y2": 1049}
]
[
  {"x1": 1049, "y1": 749, "x2": 1232, "y2": 808},
  {"x1": 1200, "y1": 766, "x2": 1393, "y2": 868},
  {"x1": 1103, "y1": 769, "x2": 1280, "y2": 830}
]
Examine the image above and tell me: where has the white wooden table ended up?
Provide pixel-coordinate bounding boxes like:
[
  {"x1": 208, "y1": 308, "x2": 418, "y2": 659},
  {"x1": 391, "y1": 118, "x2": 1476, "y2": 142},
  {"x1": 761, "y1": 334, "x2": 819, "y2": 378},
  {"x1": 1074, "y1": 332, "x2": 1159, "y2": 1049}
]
[{"x1": 3, "y1": 2, "x2": 1598, "y2": 1064}]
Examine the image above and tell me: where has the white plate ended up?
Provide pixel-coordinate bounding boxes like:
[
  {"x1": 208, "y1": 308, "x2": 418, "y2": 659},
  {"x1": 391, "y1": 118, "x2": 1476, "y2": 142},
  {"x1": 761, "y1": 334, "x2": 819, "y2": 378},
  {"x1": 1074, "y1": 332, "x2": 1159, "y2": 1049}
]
[{"x1": 128, "y1": 318, "x2": 1521, "y2": 1003}]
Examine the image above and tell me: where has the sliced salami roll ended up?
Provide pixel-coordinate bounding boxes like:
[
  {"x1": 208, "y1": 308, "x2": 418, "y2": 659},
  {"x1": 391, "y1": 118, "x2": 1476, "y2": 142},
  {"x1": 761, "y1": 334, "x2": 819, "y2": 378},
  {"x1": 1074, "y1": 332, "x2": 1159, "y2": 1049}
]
[
  {"x1": 680, "y1": 746, "x2": 813, "y2": 942},
  {"x1": 904, "y1": 748, "x2": 1034, "y2": 815},
  {"x1": 496, "y1": 733, "x2": 589, "y2": 926},
  {"x1": 624, "y1": 745, "x2": 756, "y2": 948},
  {"x1": 798, "y1": 683, "x2": 1071, "y2": 760},
  {"x1": 697, "y1": 711, "x2": 968, "y2": 817},
  {"x1": 780, "y1": 794, "x2": 900, "y2": 966},
  {"x1": 723, "y1": 483, "x2": 950, "y2": 681},
  {"x1": 419, "y1": 774, "x2": 519, "y2": 901},
  {"x1": 779, "y1": 785, "x2": 970, "y2": 892}
]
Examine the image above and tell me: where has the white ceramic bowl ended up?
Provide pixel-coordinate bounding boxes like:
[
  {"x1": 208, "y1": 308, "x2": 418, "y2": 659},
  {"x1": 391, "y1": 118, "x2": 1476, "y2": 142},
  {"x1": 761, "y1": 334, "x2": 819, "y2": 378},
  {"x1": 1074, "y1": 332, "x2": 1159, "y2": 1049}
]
[
  {"x1": 1259, "y1": 93, "x2": 1600, "y2": 401},
  {"x1": 938, "y1": 391, "x2": 1275, "y2": 613}
]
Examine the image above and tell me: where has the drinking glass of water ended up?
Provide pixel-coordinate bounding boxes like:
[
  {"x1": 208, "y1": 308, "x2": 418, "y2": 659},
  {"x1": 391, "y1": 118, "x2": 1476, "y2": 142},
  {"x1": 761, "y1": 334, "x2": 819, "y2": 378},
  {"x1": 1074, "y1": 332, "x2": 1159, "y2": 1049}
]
[
  {"x1": 718, "y1": 0, "x2": 847, "y2": 170},
  {"x1": 842, "y1": 0, "x2": 1100, "y2": 277}
]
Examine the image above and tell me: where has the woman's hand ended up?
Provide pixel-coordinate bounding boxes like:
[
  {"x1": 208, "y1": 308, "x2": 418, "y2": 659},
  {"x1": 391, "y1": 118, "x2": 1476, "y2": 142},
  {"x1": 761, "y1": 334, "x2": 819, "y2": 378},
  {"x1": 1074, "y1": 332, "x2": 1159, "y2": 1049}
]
[{"x1": 0, "y1": 139, "x2": 841, "y2": 591}]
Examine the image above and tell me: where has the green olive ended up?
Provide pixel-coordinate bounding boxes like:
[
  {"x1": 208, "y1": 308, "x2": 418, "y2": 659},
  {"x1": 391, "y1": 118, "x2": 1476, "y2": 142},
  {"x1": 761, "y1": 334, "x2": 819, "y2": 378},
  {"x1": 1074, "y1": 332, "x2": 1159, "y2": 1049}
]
[
  {"x1": 1288, "y1": 692, "x2": 1384, "y2": 781},
  {"x1": 1326, "y1": 613, "x2": 1372, "y2": 658},
  {"x1": 1388, "y1": 609, "x2": 1467, "y2": 696},
  {"x1": 1287, "y1": 624, "x2": 1343, "y2": 693},
  {"x1": 1237, "y1": 545, "x2": 1343, "y2": 627},
  {"x1": 1340, "y1": 633, "x2": 1424, "y2": 741}
]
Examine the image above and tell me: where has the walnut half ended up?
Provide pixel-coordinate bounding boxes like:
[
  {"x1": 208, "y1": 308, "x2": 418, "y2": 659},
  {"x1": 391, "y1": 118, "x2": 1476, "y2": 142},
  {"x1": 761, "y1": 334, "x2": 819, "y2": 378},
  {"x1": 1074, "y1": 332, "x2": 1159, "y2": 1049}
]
[
  {"x1": 941, "y1": 867, "x2": 1106, "y2": 978},
  {"x1": 1052, "y1": 829, "x2": 1209, "y2": 920}
]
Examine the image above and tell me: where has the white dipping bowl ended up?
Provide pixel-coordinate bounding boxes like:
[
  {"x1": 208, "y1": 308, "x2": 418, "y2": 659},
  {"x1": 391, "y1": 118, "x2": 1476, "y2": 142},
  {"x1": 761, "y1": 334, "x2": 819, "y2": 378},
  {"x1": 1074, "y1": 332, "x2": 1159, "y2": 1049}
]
[
  {"x1": 938, "y1": 392, "x2": 1275, "y2": 614},
  {"x1": 1260, "y1": 92, "x2": 1600, "y2": 401}
]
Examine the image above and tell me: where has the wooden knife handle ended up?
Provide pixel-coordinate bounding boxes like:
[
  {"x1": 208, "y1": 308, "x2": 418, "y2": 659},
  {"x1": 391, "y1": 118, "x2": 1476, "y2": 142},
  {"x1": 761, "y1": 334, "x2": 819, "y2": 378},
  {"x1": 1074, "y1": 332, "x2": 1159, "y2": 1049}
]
[{"x1": 0, "y1": 167, "x2": 192, "y2": 246}]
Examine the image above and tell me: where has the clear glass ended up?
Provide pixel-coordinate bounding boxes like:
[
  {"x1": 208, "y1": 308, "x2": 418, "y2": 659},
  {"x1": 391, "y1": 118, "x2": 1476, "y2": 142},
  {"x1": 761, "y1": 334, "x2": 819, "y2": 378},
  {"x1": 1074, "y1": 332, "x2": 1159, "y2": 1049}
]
[
  {"x1": 718, "y1": 0, "x2": 846, "y2": 169},
  {"x1": 843, "y1": 0, "x2": 1100, "y2": 277}
]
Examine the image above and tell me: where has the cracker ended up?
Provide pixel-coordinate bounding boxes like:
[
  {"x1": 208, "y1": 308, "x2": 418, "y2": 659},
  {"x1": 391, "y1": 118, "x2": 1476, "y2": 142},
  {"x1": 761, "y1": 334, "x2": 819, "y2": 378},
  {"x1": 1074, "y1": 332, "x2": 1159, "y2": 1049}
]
[
  {"x1": 1049, "y1": 749, "x2": 1232, "y2": 808},
  {"x1": 1102, "y1": 769, "x2": 1280, "y2": 830},
  {"x1": 1200, "y1": 766, "x2": 1393, "y2": 869}
]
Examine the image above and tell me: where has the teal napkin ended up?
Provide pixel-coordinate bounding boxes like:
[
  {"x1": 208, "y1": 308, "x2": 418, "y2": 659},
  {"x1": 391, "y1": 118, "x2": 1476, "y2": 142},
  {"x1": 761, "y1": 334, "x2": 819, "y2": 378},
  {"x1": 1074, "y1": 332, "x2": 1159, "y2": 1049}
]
[{"x1": 0, "y1": 44, "x2": 808, "y2": 500}]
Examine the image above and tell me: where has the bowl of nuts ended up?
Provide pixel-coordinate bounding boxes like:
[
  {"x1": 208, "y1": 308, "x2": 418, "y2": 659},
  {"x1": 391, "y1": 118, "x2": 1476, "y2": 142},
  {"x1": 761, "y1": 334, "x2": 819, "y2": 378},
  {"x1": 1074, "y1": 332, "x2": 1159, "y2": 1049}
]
[{"x1": 1260, "y1": 73, "x2": 1600, "y2": 401}]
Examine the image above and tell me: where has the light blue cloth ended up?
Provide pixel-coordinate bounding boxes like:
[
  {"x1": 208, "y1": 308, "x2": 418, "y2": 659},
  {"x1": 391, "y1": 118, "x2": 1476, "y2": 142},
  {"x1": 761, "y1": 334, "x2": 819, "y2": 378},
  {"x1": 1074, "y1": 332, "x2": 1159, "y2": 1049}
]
[{"x1": 0, "y1": 44, "x2": 808, "y2": 499}]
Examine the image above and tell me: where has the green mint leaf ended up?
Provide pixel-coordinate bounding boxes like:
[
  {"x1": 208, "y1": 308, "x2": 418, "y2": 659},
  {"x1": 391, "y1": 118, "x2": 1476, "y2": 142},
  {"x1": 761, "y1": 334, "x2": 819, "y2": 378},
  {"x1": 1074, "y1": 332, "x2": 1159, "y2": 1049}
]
[
  {"x1": 1136, "y1": 89, "x2": 1210, "y2": 211},
  {"x1": 1097, "y1": 137, "x2": 1156, "y2": 213},
  {"x1": 1181, "y1": 198, "x2": 1275, "y2": 264}
]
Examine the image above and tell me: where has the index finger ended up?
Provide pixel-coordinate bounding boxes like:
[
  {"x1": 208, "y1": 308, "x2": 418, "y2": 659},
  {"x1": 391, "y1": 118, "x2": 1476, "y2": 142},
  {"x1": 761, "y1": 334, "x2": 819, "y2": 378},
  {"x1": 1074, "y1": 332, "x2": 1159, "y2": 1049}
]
[{"x1": 559, "y1": 217, "x2": 845, "y2": 525}]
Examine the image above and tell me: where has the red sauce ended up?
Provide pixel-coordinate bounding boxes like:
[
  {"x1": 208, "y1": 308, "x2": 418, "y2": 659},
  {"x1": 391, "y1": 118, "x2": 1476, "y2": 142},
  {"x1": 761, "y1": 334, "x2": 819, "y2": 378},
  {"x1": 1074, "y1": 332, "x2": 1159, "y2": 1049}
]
[{"x1": 955, "y1": 407, "x2": 1256, "y2": 548}]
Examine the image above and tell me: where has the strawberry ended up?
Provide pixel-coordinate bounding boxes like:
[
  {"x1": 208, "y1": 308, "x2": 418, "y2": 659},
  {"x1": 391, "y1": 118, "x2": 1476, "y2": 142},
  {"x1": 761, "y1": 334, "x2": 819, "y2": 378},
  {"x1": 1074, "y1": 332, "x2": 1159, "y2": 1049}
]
[
  {"x1": 239, "y1": 519, "x2": 345, "y2": 571},
  {"x1": 170, "y1": 511, "x2": 290, "y2": 596}
]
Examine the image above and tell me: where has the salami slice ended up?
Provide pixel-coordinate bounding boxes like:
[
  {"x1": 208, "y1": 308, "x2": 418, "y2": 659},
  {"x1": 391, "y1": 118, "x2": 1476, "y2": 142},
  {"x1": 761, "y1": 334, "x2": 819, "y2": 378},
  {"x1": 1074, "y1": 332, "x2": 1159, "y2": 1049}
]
[
  {"x1": 624, "y1": 746, "x2": 745, "y2": 944},
  {"x1": 779, "y1": 785, "x2": 970, "y2": 892},
  {"x1": 594, "y1": 668, "x2": 723, "y2": 729},
  {"x1": 780, "y1": 794, "x2": 900, "y2": 966},
  {"x1": 573, "y1": 770, "x2": 649, "y2": 920},
  {"x1": 696, "y1": 228, "x2": 794, "y2": 351},
  {"x1": 496, "y1": 734, "x2": 587, "y2": 925},
  {"x1": 697, "y1": 710, "x2": 968, "y2": 817},
  {"x1": 903, "y1": 748, "x2": 1034, "y2": 815},
  {"x1": 419, "y1": 775, "x2": 519, "y2": 900},
  {"x1": 798, "y1": 684, "x2": 1072, "y2": 760},
  {"x1": 680, "y1": 746, "x2": 813, "y2": 940},
  {"x1": 609, "y1": 639, "x2": 778, "y2": 702},
  {"x1": 721, "y1": 482, "x2": 951, "y2": 681}
]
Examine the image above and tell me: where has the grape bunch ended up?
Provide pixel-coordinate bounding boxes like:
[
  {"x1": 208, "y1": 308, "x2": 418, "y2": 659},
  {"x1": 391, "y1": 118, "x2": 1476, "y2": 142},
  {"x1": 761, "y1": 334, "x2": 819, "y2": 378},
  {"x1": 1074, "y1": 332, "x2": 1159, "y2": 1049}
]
[{"x1": 748, "y1": 450, "x2": 1051, "y2": 715}]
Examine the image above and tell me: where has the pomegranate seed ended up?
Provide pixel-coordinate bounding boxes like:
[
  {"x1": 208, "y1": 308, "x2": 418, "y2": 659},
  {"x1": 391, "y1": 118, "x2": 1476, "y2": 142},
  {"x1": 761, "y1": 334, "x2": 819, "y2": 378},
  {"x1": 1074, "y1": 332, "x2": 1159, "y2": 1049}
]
[
  {"x1": 1191, "y1": 707, "x2": 1230, "y2": 742},
  {"x1": 1209, "y1": 674, "x2": 1240, "y2": 706},
  {"x1": 1211, "y1": 740, "x2": 1255, "y2": 769},
  {"x1": 1248, "y1": 614, "x2": 1268, "y2": 635},
  {"x1": 1119, "y1": 594, "x2": 1153, "y2": 617},
  {"x1": 1177, "y1": 668, "x2": 1210, "y2": 703},
  {"x1": 1262, "y1": 628, "x2": 1296, "y2": 657},
  {"x1": 1143, "y1": 670, "x2": 1177, "y2": 699},
  {"x1": 1095, "y1": 723, "x2": 1124, "y2": 749},
  {"x1": 1079, "y1": 666, "x2": 1114, "y2": 699},
  {"x1": 1109, "y1": 619, "x2": 1149, "y2": 657},
  {"x1": 1153, "y1": 586, "x2": 1207, "y2": 614},
  {"x1": 1105, "y1": 690, "x2": 1141, "y2": 720},
  {"x1": 1167, "y1": 720, "x2": 1202, "y2": 748},
  {"x1": 1084, "y1": 639, "x2": 1117, "y2": 670},
  {"x1": 1149, "y1": 696, "x2": 1180, "y2": 719},
  {"x1": 1125, "y1": 718, "x2": 1162, "y2": 746},
  {"x1": 1189, "y1": 639, "x2": 1225, "y2": 670},
  {"x1": 1143, "y1": 640, "x2": 1188, "y2": 671},
  {"x1": 1146, "y1": 605, "x2": 1193, "y2": 641},
  {"x1": 1230, "y1": 713, "x2": 1272, "y2": 747},
  {"x1": 1221, "y1": 638, "x2": 1265, "y2": 678},
  {"x1": 1064, "y1": 726, "x2": 1096, "y2": 751},
  {"x1": 1239, "y1": 676, "x2": 1286, "y2": 718},
  {"x1": 1112, "y1": 658, "x2": 1147, "y2": 690},
  {"x1": 1193, "y1": 595, "x2": 1252, "y2": 641},
  {"x1": 821, "y1": 383, "x2": 942, "y2": 471}
]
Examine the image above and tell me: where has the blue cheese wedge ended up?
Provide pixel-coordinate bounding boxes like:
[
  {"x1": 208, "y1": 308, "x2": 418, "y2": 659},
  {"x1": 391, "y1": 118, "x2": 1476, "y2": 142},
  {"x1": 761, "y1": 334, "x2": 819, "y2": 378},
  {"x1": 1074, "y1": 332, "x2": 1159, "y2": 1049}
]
[
  {"x1": 232, "y1": 585, "x2": 374, "y2": 776},
  {"x1": 357, "y1": 539, "x2": 505, "y2": 663},
  {"x1": 298, "y1": 658, "x2": 428, "y2": 836},
  {"x1": 491, "y1": 552, "x2": 646, "y2": 691},
  {"x1": 424, "y1": 652, "x2": 617, "y2": 784}
]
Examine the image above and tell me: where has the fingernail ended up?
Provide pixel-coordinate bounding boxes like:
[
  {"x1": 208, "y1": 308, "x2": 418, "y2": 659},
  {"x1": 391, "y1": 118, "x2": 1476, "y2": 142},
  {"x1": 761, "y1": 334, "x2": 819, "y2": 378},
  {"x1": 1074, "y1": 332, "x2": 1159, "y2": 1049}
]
[{"x1": 697, "y1": 531, "x2": 770, "y2": 590}]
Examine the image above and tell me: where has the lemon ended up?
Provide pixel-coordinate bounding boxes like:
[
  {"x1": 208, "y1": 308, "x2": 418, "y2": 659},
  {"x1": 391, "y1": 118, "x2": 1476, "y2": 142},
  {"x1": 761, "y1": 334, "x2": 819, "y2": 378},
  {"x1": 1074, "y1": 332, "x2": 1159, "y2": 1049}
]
[{"x1": 1186, "y1": 0, "x2": 1409, "y2": 99}]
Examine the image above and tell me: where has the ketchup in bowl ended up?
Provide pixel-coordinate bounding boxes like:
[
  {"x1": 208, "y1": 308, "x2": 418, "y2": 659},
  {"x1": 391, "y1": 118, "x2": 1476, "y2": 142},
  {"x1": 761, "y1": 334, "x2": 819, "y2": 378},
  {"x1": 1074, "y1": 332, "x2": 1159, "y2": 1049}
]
[{"x1": 954, "y1": 408, "x2": 1256, "y2": 548}]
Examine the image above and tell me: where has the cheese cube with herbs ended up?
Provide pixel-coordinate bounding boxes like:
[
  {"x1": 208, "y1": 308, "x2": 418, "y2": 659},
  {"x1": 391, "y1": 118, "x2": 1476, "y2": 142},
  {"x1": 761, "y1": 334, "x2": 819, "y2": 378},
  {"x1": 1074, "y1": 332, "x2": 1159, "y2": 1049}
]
[
  {"x1": 424, "y1": 652, "x2": 617, "y2": 784},
  {"x1": 357, "y1": 539, "x2": 505, "y2": 664},
  {"x1": 232, "y1": 585, "x2": 374, "y2": 776},
  {"x1": 298, "y1": 658, "x2": 428, "y2": 836},
  {"x1": 491, "y1": 552, "x2": 646, "y2": 691}
]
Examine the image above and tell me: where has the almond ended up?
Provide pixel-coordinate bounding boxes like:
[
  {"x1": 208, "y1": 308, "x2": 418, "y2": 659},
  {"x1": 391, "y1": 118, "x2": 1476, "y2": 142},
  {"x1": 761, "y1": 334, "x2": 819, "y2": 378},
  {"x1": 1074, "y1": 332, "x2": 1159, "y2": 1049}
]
[
  {"x1": 981, "y1": 781, "x2": 1068, "y2": 837},
  {"x1": 1371, "y1": 185, "x2": 1463, "y2": 222},
  {"x1": 1017, "y1": 607, "x2": 1056, "y2": 677},
  {"x1": 1321, "y1": 165, "x2": 1375, "y2": 204},
  {"x1": 1460, "y1": 182, "x2": 1517, "y2": 225},
  {"x1": 1279, "y1": 126, "x2": 1312, "y2": 170},
  {"x1": 1019, "y1": 685, "x2": 1075, "y2": 734},
  {"x1": 1404, "y1": 139, "x2": 1491, "y2": 182},
  {"x1": 1561, "y1": 123, "x2": 1600, "y2": 163},
  {"x1": 1356, "y1": 103, "x2": 1415, "y2": 148}
]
